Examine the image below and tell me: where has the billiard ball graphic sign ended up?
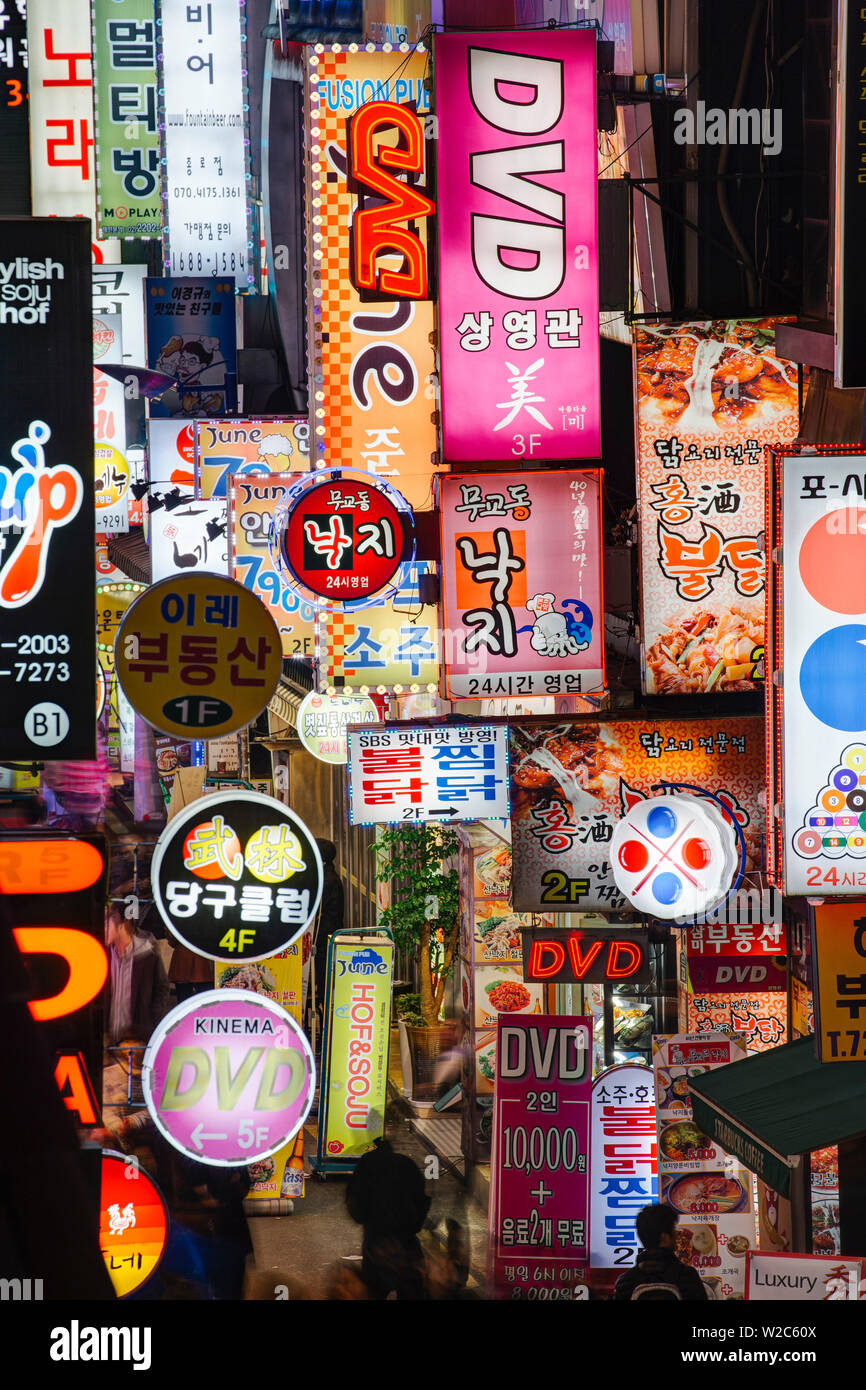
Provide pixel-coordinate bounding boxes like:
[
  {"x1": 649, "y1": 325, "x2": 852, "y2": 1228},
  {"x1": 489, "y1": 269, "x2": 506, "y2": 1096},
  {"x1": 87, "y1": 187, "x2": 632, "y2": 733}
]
[
  {"x1": 610, "y1": 794, "x2": 738, "y2": 920},
  {"x1": 768, "y1": 448, "x2": 866, "y2": 895}
]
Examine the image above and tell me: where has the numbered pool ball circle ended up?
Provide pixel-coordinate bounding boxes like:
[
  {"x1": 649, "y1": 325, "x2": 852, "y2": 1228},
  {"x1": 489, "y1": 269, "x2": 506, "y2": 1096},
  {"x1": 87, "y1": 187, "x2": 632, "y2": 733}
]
[
  {"x1": 834, "y1": 767, "x2": 859, "y2": 793},
  {"x1": 848, "y1": 788, "x2": 866, "y2": 813},
  {"x1": 843, "y1": 744, "x2": 866, "y2": 772},
  {"x1": 793, "y1": 827, "x2": 823, "y2": 858}
]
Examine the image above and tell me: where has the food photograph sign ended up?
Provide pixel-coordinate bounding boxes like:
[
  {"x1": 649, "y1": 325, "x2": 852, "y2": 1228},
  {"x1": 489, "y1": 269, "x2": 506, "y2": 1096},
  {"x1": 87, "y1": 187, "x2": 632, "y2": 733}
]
[
  {"x1": 635, "y1": 319, "x2": 799, "y2": 695},
  {"x1": 440, "y1": 471, "x2": 604, "y2": 699}
]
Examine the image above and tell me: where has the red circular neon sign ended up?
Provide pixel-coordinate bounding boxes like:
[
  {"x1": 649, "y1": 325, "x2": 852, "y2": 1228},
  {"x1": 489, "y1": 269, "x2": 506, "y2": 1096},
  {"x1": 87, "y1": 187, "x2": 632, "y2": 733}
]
[{"x1": 280, "y1": 475, "x2": 407, "y2": 602}]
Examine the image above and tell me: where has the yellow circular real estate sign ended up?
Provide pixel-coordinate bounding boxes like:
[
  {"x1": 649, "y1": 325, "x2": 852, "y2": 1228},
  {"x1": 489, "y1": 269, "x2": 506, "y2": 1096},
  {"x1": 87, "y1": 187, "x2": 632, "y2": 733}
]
[{"x1": 116, "y1": 574, "x2": 282, "y2": 739}]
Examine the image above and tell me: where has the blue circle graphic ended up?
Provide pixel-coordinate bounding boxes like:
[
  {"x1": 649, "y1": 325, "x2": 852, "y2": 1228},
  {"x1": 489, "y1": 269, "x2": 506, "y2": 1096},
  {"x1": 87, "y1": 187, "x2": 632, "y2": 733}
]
[
  {"x1": 652, "y1": 871, "x2": 682, "y2": 906},
  {"x1": 647, "y1": 805, "x2": 677, "y2": 838},
  {"x1": 800, "y1": 625, "x2": 866, "y2": 732}
]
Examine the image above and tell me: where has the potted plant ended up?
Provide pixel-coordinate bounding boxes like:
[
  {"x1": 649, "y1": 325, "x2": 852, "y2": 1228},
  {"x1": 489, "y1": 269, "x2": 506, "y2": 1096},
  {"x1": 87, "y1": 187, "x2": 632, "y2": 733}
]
[{"x1": 375, "y1": 823, "x2": 460, "y2": 1102}]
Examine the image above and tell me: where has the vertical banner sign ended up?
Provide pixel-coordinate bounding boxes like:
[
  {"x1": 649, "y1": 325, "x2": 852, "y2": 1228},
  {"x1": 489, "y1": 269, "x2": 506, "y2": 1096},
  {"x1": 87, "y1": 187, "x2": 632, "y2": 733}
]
[
  {"x1": 157, "y1": 0, "x2": 254, "y2": 288},
  {"x1": 635, "y1": 319, "x2": 798, "y2": 695},
  {"x1": 320, "y1": 935, "x2": 394, "y2": 1161},
  {"x1": 488, "y1": 1016, "x2": 592, "y2": 1301},
  {"x1": 589, "y1": 1064, "x2": 657, "y2": 1271},
  {"x1": 435, "y1": 29, "x2": 601, "y2": 463},
  {"x1": 0, "y1": 0, "x2": 31, "y2": 215},
  {"x1": 835, "y1": 2, "x2": 866, "y2": 387},
  {"x1": 91, "y1": 0, "x2": 161, "y2": 239},
  {"x1": 768, "y1": 448, "x2": 866, "y2": 896},
  {"x1": 304, "y1": 47, "x2": 442, "y2": 510},
  {"x1": 27, "y1": 0, "x2": 120, "y2": 259},
  {"x1": 230, "y1": 474, "x2": 316, "y2": 658},
  {"x1": 145, "y1": 276, "x2": 237, "y2": 418},
  {"x1": 440, "y1": 470, "x2": 604, "y2": 698},
  {"x1": 812, "y1": 903, "x2": 866, "y2": 1062},
  {"x1": 0, "y1": 220, "x2": 96, "y2": 760},
  {"x1": 93, "y1": 312, "x2": 130, "y2": 533}
]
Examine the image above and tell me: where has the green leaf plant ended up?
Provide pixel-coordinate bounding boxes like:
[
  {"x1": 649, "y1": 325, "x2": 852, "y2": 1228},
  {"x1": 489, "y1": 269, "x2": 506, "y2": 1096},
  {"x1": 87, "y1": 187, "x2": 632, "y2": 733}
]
[{"x1": 374, "y1": 822, "x2": 460, "y2": 1028}]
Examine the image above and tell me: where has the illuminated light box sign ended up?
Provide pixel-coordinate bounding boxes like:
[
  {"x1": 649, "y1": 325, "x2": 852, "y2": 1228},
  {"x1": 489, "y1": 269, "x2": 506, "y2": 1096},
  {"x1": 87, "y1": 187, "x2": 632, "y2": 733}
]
[
  {"x1": 811, "y1": 903, "x2": 866, "y2": 1062},
  {"x1": 685, "y1": 921, "x2": 786, "y2": 995},
  {"x1": 100, "y1": 1151, "x2": 168, "y2": 1299},
  {"x1": 347, "y1": 98, "x2": 434, "y2": 301},
  {"x1": 0, "y1": 838, "x2": 104, "y2": 895},
  {"x1": 0, "y1": 219, "x2": 96, "y2": 760},
  {"x1": 297, "y1": 690, "x2": 379, "y2": 765},
  {"x1": 157, "y1": 0, "x2": 254, "y2": 288},
  {"x1": 195, "y1": 417, "x2": 310, "y2": 499},
  {"x1": 319, "y1": 935, "x2": 394, "y2": 1160},
  {"x1": 93, "y1": 312, "x2": 130, "y2": 534},
  {"x1": 146, "y1": 419, "x2": 196, "y2": 488},
  {"x1": 521, "y1": 928, "x2": 650, "y2": 986},
  {"x1": 635, "y1": 319, "x2": 798, "y2": 696},
  {"x1": 435, "y1": 29, "x2": 600, "y2": 463},
  {"x1": 274, "y1": 469, "x2": 415, "y2": 609},
  {"x1": 142, "y1": 989, "x2": 316, "y2": 1167},
  {"x1": 91, "y1": 0, "x2": 161, "y2": 238},
  {"x1": 230, "y1": 474, "x2": 316, "y2": 659},
  {"x1": 13, "y1": 927, "x2": 108, "y2": 1021},
  {"x1": 145, "y1": 277, "x2": 237, "y2": 419},
  {"x1": 590, "y1": 1064, "x2": 657, "y2": 1270},
  {"x1": 347, "y1": 723, "x2": 509, "y2": 825},
  {"x1": 746, "y1": 1251, "x2": 864, "y2": 1302},
  {"x1": 610, "y1": 793, "x2": 738, "y2": 921},
  {"x1": 1, "y1": 2, "x2": 30, "y2": 217},
  {"x1": 115, "y1": 574, "x2": 281, "y2": 740},
  {"x1": 767, "y1": 447, "x2": 866, "y2": 895},
  {"x1": 148, "y1": 495, "x2": 228, "y2": 583},
  {"x1": 152, "y1": 790, "x2": 323, "y2": 962},
  {"x1": 510, "y1": 715, "x2": 764, "y2": 914},
  {"x1": 316, "y1": 560, "x2": 439, "y2": 691},
  {"x1": 440, "y1": 470, "x2": 604, "y2": 699}
]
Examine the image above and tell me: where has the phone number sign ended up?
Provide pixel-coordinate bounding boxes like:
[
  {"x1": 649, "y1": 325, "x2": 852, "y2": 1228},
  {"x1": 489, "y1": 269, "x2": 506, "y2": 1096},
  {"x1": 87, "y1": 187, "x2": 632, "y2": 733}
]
[{"x1": 346, "y1": 723, "x2": 509, "y2": 824}]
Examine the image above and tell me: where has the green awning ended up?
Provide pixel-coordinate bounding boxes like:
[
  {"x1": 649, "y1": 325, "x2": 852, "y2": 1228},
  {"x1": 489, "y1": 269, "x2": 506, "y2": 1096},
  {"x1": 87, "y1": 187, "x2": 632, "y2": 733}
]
[{"x1": 688, "y1": 1037, "x2": 866, "y2": 1198}]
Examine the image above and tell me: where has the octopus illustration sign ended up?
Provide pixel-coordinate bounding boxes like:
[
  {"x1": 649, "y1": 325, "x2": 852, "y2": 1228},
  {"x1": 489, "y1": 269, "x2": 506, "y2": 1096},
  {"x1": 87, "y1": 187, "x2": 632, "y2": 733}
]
[{"x1": 142, "y1": 990, "x2": 316, "y2": 1167}]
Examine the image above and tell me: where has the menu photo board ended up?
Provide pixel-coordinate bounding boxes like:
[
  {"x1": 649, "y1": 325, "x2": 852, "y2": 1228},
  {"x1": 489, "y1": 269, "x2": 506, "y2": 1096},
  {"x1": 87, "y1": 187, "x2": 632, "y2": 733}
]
[{"x1": 635, "y1": 318, "x2": 798, "y2": 695}]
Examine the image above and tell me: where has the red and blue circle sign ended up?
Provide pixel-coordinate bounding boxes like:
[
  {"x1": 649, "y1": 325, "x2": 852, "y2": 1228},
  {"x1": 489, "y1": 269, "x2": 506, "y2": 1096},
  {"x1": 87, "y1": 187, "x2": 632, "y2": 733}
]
[
  {"x1": 610, "y1": 793, "x2": 737, "y2": 920},
  {"x1": 272, "y1": 468, "x2": 414, "y2": 609}
]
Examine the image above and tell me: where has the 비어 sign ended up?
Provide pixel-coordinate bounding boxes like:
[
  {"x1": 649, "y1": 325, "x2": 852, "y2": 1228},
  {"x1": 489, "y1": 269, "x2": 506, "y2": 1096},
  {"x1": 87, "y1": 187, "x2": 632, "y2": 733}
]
[
  {"x1": 0, "y1": 219, "x2": 96, "y2": 760},
  {"x1": 152, "y1": 790, "x2": 323, "y2": 962},
  {"x1": 142, "y1": 989, "x2": 316, "y2": 1166},
  {"x1": 440, "y1": 470, "x2": 604, "y2": 699},
  {"x1": 347, "y1": 723, "x2": 509, "y2": 825},
  {"x1": 435, "y1": 29, "x2": 600, "y2": 463},
  {"x1": 489, "y1": 1016, "x2": 592, "y2": 1300},
  {"x1": 116, "y1": 574, "x2": 281, "y2": 739}
]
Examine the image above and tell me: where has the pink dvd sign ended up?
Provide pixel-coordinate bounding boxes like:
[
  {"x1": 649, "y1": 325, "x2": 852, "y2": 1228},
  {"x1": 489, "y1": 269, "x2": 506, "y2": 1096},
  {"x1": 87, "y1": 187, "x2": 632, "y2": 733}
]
[
  {"x1": 142, "y1": 989, "x2": 316, "y2": 1167},
  {"x1": 434, "y1": 29, "x2": 601, "y2": 462}
]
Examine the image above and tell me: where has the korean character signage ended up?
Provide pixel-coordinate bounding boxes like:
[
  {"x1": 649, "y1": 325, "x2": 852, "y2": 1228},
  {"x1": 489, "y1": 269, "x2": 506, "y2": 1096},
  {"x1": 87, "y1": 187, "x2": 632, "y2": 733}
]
[
  {"x1": 440, "y1": 470, "x2": 604, "y2": 699},
  {"x1": 196, "y1": 417, "x2": 310, "y2": 500},
  {"x1": 0, "y1": 0, "x2": 31, "y2": 216},
  {"x1": 230, "y1": 474, "x2": 316, "y2": 659},
  {"x1": 142, "y1": 989, "x2": 316, "y2": 1166},
  {"x1": 347, "y1": 723, "x2": 509, "y2": 825},
  {"x1": 115, "y1": 574, "x2": 282, "y2": 739},
  {"x1": 812, "y1": 903, "x2": 866, "y2": 1062},
  {"x1": 156, "y1": 0, "x2": 253, "y2": 288},
  {"x1": 316, "y1": 560, "x2": 439, "y2": 690},
  {"x1": 767, "y1": 447, "x2": 866, "y2": 895},
  {"x1": 93, "y1": 312, "x2": 130, "y2": 533},
  {"x1": 100, "y1": 1151, "x2": 168, "y2": 1299},
  {"x1": 589, "y1": 1063, "x2": 657, "y2": 1270},
  {"x1": 686, "y1": 921, "x2": 786, "y2": 995},
  {"x1": 521, "y1": 928, "x2": 650, "y2": 987},
  {"x1": 435, "y1": 29, "x2": 600, "y2": 463},
  {"x1": 152, "y1": 790, "x2": 323, "y2": 963},
  {"x1": 685, "y1": 991, "x2": 787, "y2": 1052},
  {"x1": 489, "y1": 1017, "x2": 592, "y2": 1300},
  {"x1": 635, "y1": 319, "x2": 798, "y2": 695},
  {"x1": 0, "y1": 219, "x2": 96, "y2": 760},
  {"x1": 746, "y1": 1251, "x2": 864, "y2": 1301},
  {"x1": 296, "y1": 690, "x2": 379, "y2": 765},
  {"x1": 320, "y1": 935, "x2": 394, "y2": 1159},
  {"x1": 91, "y1": 0, "x2": 161, "y2": 238},
  {"x1": 304, "y1": 46, "x2": 442, "y2": 510},
  {"x1": 148, "y1": 494, "x2": 227, "y2": 582},
  {"x1": 834, "y1": 2, "x2": 866, "y2": 388},
  {"x1": 510, "y1": 715, "x2": 764, "y2": 914},
  {"x1": 145, "y1": 276, "x2": 237, "y2": 418}
]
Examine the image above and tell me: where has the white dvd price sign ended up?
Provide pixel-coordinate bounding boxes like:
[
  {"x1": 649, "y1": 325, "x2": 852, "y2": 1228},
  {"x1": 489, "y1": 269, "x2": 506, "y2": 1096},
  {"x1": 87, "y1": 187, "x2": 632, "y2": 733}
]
[
  {"x1": 347, "y1": 723, "x2": 509, "y2": 825},
  {"x1": 157, "y1": 0, "x2": 254, "y2": 288}
]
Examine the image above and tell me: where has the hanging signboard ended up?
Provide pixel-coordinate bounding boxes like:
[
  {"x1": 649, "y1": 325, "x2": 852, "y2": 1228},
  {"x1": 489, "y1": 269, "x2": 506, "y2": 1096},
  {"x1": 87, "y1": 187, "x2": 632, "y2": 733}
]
[
  {"x1": 488, "y1": 1016, "x2": 592, "y2": 1300},
  {"x1": 635, "y1": 319, "x2": 798, "y2": 695},
  {"x1": 297, "y1": 690, "x2": 379, "y2": 764},
  {"x1": 156, "y1": 0, "x2": 254, "y2": 289},
  {"x1": 684, "y1": 991, "x2": 787, "y2": 1052},
  {"x1": 347, "y1": 723, "x2": 509, "y2": 825},
  {"x1": 91, "y1": 0, "x2": 161, "y2": 238},
  {"x1": 196, "y1": 417, "x2": 310, "y2": 499},
  {"x1": 93, "y1": 312, "x2": 130, "y2": 533},
  {"x1": 142, "y1": 989, "x2": 316, "y2": 1166},
  {"x1": 115, "y1": 574, "x2": 282, "y2": 739},
  {"x1": 510, "y1": 715, "x2": 764, "y2": 913},
  {"x1": 304, "y1": 46, "x2": 442, "y2": 510},
  {"x1": 435, "y1": 29, "x2": 600, "y2": 463},
  {"x1": 811, "y1": 903, "x2": 866, "y2": 1062},
  {"x1": 0, "y1": 1, "x2": 31, "y2": 216},
  {"x1": 835, "y1": 3, "x2": 866, "y2": 388},
  {"x1": 152, "y1": 790, "x2": 323, "y2": 962},
  {"x1": 440, "y1": 470, "x2": 604, "y2": 699},
  {"x1": 100, "y1": 1150, "x2": 168, "y2": 1299},
  {"x1": 589, "y1": 1063, "x2": 657, "y2": 1271},
  {"x1": 145, "y1": 276, "x2": 237, "y2": 419},
  {"x1": 0, "y1": 219, "x2": 96, "y2": 760},
  {"x1": 149, "y1": 495, "x2": 228, "y2": 582},
  {"x1": 274, "y1": 468, "x2": 414, "y2": 609},
  {"x1": 521, "y1": 928, "x2": 650, "y2": 986},
  {"x1": 146, "y1": 419, "x2": 196, "y2": 488},
  {"x1": 746, "y1": 1250, "x2": 863, "y2": 1301},
  {"x1": 685, "y1": 921, "x2": 786, "y2": 995},
  {"x1": 319, "y1": 934, "x2": 394, "y2": 1161},
  {"x1": 229, "y1": 474, "x2": 316, "y2": 658},
  {"x1": 316, "y1": 561, "x2": 439, "y2": 690}
]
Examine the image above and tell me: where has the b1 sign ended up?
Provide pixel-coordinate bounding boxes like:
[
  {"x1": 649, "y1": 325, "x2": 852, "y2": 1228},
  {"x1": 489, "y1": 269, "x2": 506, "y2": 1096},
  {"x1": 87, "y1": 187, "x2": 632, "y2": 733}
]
[
  {"x1": 435, "y1": 29, "x2": 600, "y2": 462},
  {"x1": 347, "y1": 723, "x2": 509, "y2": 825}
]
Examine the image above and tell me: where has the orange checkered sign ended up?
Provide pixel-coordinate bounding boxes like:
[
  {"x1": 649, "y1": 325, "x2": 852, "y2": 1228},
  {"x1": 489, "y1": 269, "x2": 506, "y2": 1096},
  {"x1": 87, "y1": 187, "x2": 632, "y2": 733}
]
[
  {"x1": 305, "y1": 47, "x2": 443, "y2": 510},
  {"x1": 115, "y1": 574, "x2": 282, "y2": 739}
]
